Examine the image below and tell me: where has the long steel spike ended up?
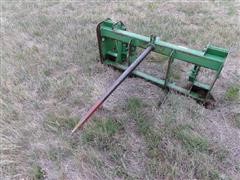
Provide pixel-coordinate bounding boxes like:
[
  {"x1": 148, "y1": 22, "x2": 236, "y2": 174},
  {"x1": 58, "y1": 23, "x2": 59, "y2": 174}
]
[{"x1": 71, "y1": 45, "x2": 154, "y2": 134}]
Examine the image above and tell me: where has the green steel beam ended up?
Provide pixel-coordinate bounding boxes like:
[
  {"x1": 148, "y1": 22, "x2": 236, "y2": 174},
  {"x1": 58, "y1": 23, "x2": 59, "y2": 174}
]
[
  {"x1": 105, "y1": 60, "x2": 205, "y2": 101},
  {"x1": 100, "y1": 21, "x2": 228, "y2": 71},
  {"x1": 97, "y1": 19, "x2": 229, "y2": 102}
]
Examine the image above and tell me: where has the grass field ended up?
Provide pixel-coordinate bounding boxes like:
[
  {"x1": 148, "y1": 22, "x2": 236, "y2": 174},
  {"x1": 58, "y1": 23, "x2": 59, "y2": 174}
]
[{"x1": 1, "y1": 1, "x2": 240, "y2": 179}]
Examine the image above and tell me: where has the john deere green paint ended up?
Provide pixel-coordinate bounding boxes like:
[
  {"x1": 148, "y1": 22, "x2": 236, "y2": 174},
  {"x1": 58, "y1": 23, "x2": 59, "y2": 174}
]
[
  {"x1": 96, "y1": 18, "x2": 228, "y2": 102},
  {"x1": 72, "y1": 18, "x2": 228, "y2": 133}
]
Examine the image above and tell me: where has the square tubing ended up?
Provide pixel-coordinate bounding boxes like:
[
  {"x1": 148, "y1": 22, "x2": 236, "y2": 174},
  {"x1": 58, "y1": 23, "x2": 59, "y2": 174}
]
[
  {"x1": 97, "y1": 19, "x2": 228, "y2": 103},
  {"x1": 104, "y1": 61, "x2": 206, "y2": 101}
]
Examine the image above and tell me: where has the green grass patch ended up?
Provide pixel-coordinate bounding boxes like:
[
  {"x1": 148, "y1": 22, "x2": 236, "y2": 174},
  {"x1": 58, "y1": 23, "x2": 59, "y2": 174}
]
[
  {"x1": 82, "y1": 118, "x2": 123, "y2": 150},
  {"x1": 31, "y1": 165, "x2": 45, "y2": 180},
  {"x1": 127, "y1": 97, "x2": 142, "y2": 113},
  {"x1": 227, "y1": 6, "x2": 237, "y2": 16},
  {"x1": 127, "y1": 97, "x2": 162, "y2": 172},
  {"x1": 148, "y1": 3, "x2": 157, "y2": 10},
  {"x1": 43, "y1": 69, "x2": 52, "y2": 76},
  {"x1": 127, "y1": 98, "x2": 161, "y2": 144},
  {"x1": 44, "y1": 113, "x2": 79, "y2": 132},
  {"x1": 33, "y1": 31, "x2": 43, "y2": 37},
  {"x1": 173, "y1": 126, "x2": 209, "y2": 152},
  {"x1": 83, "y1": 118, "x2": 123, "y2": 141},
  {"x1": 81, "y1": 118, "x2": 131, "y2": 178},
  {"x1": 127, "y1": 97, "x2": 153, "y2": 137},
  {"x1": 225, "y1": 85, "x2": 239, "y2": 101}
]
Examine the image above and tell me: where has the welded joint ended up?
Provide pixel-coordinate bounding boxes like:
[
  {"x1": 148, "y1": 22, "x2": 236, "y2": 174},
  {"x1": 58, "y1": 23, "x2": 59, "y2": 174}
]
[
  {"x1": 189, "y1": 65, "x2": 200, "y2": 83},
  {"x1": 96, "y1": 18, "x2": 228, "y2": 104},
  {"x1": 112, "y1": 21, "x2": 126, "y2": 30},
  {"x1": 149, "y1": 35, "x2": 157, "y2": 48}
]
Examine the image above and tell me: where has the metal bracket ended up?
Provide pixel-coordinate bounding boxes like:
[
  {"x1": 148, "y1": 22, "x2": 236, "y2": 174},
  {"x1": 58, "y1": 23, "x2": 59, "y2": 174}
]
[
  {"x1": 149, "y1": 35, "x2": 156, "y2": 48},
  {"x1": 127, "y1": 39, "x2": 137, "y2": 66},
  {"x1": 97, "y1": 19, "x2": 228, "y2": 102},
  {"x1": 112, "y1": 21, "x2": 126, "y2": 30},
  {"x1": 164, "y1": 50, "x2": 175, "y2": 89}
]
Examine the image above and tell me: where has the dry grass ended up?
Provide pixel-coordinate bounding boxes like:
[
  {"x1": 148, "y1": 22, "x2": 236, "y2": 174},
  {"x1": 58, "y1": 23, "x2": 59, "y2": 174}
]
[{"x1": 1, "y1": 1, "x2": 240, "y2": 179}]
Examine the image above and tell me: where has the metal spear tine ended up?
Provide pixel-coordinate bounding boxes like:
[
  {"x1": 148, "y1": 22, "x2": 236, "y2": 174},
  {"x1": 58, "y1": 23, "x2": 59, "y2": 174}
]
[{"x1": 71, "y1": 45, "x2": 154, "y2": 134}]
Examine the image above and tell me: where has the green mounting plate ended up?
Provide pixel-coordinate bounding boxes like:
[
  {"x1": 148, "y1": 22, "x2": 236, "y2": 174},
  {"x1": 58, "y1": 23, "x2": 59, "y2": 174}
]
[{"x1": 96, "y1": 19, "x2": 229, "y2": 102}]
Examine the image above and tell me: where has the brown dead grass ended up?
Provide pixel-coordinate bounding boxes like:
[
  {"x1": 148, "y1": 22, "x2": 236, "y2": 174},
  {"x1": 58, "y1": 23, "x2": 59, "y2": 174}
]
[{"x1": 1, "y1": 0, "x2": 240, "y2": 179}]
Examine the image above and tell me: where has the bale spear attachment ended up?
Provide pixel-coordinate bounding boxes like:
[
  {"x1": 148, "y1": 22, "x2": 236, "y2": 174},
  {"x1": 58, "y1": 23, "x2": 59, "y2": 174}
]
[
  {"x1": 72, "y1": 45, "x2": 154, "y2": 133},
  {"x1": 72, "y1": 18, "x2": 228, "y2": 133}
]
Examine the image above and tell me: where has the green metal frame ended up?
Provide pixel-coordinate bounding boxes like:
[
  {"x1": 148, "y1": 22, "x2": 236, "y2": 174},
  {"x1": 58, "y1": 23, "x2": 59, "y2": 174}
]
[{"x1": 97, "y1": 19, "x2": 228, "y2": 102}]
